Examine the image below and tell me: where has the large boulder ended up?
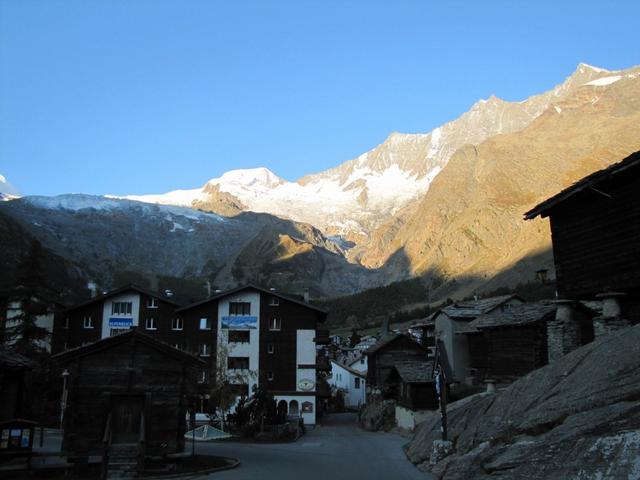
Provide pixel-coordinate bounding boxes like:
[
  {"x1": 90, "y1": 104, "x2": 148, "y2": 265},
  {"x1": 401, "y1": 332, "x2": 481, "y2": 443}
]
[
  {"x1": 404, "y1": 324, "x2": 640, "y2": 479},
  {"x1": 359, "y1": 400, "x2": 397, "y2": 432}
]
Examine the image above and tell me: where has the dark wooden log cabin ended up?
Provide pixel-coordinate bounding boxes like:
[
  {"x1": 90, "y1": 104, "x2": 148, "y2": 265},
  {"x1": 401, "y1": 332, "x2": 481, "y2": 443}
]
[
  {"x1": 365, "y1": 334, "x2": 428, "y2": 400},
  {"x1": 525, "y1": 150, "x2": 640, "y2": 322},
  {"x1": 52, "y1": 329, "x2": 206, "y2": 467},
  {"x1": 460, "y1": 302, "x2": 556, "y2": 384},
  {"x1": 391, "y1": 361, "x2": 438, "y2": 410}
]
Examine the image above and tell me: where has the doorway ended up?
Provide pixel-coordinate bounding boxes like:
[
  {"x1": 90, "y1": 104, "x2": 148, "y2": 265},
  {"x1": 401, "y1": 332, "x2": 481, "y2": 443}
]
[{"x1": 111, "y1": 395, "x2": 145, "y2": 444}]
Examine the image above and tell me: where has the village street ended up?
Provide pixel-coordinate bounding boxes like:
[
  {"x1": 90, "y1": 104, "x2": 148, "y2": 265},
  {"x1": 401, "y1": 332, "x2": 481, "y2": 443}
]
[{"x1": 191, "y1": 413, "x2": 432, "y2": 480}]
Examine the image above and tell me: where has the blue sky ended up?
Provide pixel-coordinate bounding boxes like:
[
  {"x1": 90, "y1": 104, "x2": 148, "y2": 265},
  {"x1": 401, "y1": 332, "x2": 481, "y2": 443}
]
[{"x1": 1, "y1": 0, "x2": 639, "y2": 196}]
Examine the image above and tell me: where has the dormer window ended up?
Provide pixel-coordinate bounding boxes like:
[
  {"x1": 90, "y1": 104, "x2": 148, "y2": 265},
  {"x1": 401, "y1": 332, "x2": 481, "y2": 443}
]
[
  {"x1": 269, "y1": 296, "x2": 279, "y2": 306},
  {"x1": 147, "y1": 298, "x2": 159, "y2": 308}
]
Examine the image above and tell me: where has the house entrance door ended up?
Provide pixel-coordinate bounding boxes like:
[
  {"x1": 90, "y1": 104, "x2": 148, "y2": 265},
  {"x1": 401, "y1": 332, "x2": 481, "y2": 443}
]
[{"x1": 111, "y1": 395, "x2": 145, "y2": 444}]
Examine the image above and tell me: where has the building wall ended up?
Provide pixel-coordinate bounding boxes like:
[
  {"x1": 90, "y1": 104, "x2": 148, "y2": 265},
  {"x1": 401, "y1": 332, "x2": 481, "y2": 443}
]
[
  {"x1": 273, "y1": 394, "x2": 316, "y2": 425},
  {"x1": 395, "y1": 405, "x2": 433, "y2": 431},
  {"x1": 328, "y1": 361, "x2": 366, "y2": 409},
  {"x1": 61, "y1": 339, "x2": 202, "y2": 456},
  {"x1": 101, "y1": 292, "x2": 141, "y2": 339},
  {"x1": 218, "y1": 291, "x2": 260, "y2": 394},
  {"x1": 549, "y1": 170, "x2": 640, "y2": 300}
]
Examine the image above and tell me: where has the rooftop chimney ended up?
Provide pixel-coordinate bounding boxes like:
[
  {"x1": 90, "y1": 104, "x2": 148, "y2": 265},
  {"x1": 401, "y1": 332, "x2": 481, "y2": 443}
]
[
  {"x1": 164, "y1": 289, "x2": 174, "y2": 298},
  {"x1": 303, "y1": 288, "x2": 310, "y2": 303},
  {"x1": 87, "y1": 281, "x2": 97, "y2": 298}
]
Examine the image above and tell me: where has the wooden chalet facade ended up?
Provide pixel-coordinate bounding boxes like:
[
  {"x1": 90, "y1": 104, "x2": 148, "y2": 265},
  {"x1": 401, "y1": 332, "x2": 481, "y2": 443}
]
[
  {"x1": 432, "y1": 295, "x2": 524, "y2": 383},
  {"x1": 54, "y1": 284, "x2": 329, "y2": 424},
  {"x1": 175, "y1": 285, "x2": 329, "y2": 424},
  {"x1": 460, "y1": 302, "x2": 556, "y2": 384},
  {"x1": 55, "y1": 286, "x2": 179, "y2": 353},
  {"x1": 525, "y1": 150, "x2": 640, "y2": 359},
  {"x1": 365, "y1": 334, "x2": 429, "y2": 402},
  {"x1": 52, "y1": 329, "x2": 206, "y2": 473}
]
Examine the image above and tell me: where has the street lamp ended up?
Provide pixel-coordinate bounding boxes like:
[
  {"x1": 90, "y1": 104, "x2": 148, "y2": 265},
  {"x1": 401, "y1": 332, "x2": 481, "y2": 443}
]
[{"x1": 60, "y1": 369, "x2": 70, "y2": 434}]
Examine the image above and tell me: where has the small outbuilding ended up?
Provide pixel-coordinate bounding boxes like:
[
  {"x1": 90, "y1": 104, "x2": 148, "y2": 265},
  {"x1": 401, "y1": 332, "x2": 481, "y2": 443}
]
[{"x1": 53, "y1": 328, "x2": 206, "y2": 475}]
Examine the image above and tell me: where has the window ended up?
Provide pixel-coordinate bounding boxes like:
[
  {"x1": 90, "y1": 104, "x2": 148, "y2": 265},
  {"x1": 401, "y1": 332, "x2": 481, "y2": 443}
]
[
  {"x1": 269, "y1": 318, "x2": 281, "y2": 331},
  {"x1": 173, "y1": 343, "x2": 183, "y2": 350},
  {"x1": 171, "y1": 318, "x2": 184, "y2": 331},
  {"x1": 147, "y1": 297, "x2": 159, "y2": 308},
  {"x1": 199, "y1": 317, "x2": 212, "y2": 330},
  {"x1": 145, "y1": 317, "x2": 157, "y2": 330},
  {"x1": 267, "y1": 344, "x2": 274, "y2": 354},
  {"x1": 228, "y1": 330, "x2": 250, "y2": 343},
  {"x1": 64, "y1": 317, "x2": 69, "y2": 329},
  {"x1": 227, "y1": 357, "x2": 250, "y2": 370},
  {"x1": 199, "y1": 370, "x2": 208, "y2": 384},
  {"x1": 229, "y1": 302, "x2": 251, "y2": 315},
  {"x1": 269, "y1": 296, "x2": 279, "y2": 306},
  {"x1": 267, "y1": 371, "x2": 274, "y2": 381},
  {"x1": 198, "y1": 344, "x2": 212, "y2": 357},
  {"x1": 360, "y1": 358, "x2": 365, "y2": 364},
  {"x1": 355, "y1": 378, "x2": 361, "y2": 389},
  {"x1": 83, "y1": 316, "x2": 93, "y2": 329},
  {"x1": 110, "y1": 328, "x2": 128, "y2": 337},
  {"x1": 111, "y1": 302, "x2": 132, "y2": 315}
]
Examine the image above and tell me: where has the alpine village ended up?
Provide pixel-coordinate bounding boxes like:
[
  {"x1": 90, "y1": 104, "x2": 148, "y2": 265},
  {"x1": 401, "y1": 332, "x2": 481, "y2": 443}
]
[{"x1": 2, "y1": 15, "x2": 640, "y2": 479}]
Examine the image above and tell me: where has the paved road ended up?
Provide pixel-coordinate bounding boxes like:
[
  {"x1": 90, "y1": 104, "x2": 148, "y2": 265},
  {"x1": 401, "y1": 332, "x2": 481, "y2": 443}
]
[{"x1": 191, "y1": 413, "x2": 432, "y2": 480}]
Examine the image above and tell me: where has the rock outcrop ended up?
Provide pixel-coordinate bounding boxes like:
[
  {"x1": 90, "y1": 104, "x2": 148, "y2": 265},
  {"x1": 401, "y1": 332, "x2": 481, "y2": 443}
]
[{"x1": 404, "y1": 324, "x2": 640, "y2": 479}]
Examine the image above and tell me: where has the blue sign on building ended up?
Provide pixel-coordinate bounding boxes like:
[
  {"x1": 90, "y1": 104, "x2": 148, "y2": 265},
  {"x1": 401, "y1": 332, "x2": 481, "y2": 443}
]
[
  {"x1": 109, "y1": 318, "x2": 133, "y2": 328},
  {"x1": 221, "y1": 316, "x2": 258, "y2": 329}
]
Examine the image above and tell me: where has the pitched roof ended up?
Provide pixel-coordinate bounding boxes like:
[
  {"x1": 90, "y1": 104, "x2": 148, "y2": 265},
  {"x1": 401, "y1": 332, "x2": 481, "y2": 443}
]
[
  {"x1": 52, "y1": 328, "x2": 207, "y2": 366},
  {"x1": 330, "y1": 359, "x2": 367, "y2": 379},
  {"x1": 460, "y1": 302, "x2": 556, "y2": 334},
  {"x1": 176, "y1": 284, "x2": 328, "y2": 316},
  {"x1": 0, "y1": 346, "x2": 36, "y2": 369},
  {"x1": 394, "y1": 360, "x2": 435, "y2": 384},
  {"x1": 439, "y1": 294, "x2": 522, "y2": 320},
  {"x1": 365, "y1": 333, "x2": 426, "y2": 355},
  {"x1": 63, "y1": 284, "x2": 180, "y2": 313},
  {"x1": 524, "y1": 150, "x2": 640, "y2": 220}
]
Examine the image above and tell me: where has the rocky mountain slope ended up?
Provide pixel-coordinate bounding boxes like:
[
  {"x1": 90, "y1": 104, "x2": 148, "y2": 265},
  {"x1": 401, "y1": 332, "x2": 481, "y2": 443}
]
[
  {"x1": 119, "y1": 64, "x2": 616, "y2": 243},
  {"x1": 404, "y1": 324, "x2": 640, "y2": 479},
  {"x1": 354, "y1": 65, "x2": 640, "y2": 299},
  {"x1": 2, "y1": 64, "x2": 639, "y2": 305},
  {"x1": 0, "y1": 195, "x2": 377, "y2": 298}
]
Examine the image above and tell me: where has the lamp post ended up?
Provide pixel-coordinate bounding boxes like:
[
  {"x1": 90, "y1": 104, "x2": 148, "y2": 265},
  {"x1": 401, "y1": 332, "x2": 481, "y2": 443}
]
[{"x1": 60, "y1": 369, "x2": 70, "y2": 433}]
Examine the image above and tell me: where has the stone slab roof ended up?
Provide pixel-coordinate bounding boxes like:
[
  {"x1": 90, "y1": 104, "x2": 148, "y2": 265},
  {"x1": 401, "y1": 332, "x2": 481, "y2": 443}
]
[
  {"x1": 461, "y1": 302, "x2": 556, "y2": 334},
  {"x1": 395, "y1": 360, "x2": 435, "y2": 384},
  {"x1": 441, "y1": 294, "x2": 521, "y2": 320}
]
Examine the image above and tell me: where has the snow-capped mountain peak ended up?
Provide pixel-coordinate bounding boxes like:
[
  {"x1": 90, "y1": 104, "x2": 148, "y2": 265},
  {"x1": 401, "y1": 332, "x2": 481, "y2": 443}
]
[
  {"x1": 0, "y1": 174, "x2": 20, "y2": 200},
  {"x1": 209, "y1": 167, "x2": 284, "y2": 189}
]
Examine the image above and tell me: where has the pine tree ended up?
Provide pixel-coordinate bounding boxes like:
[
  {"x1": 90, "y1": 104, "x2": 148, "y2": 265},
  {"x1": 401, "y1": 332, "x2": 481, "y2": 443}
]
[{"x1": 4, "y1": 240, "x2": 52, "y2": 358}]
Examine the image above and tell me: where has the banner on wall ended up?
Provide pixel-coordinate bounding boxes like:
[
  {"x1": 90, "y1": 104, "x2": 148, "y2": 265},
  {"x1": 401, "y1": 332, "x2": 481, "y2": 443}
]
[{"x1": 221, "y1": 316, "x2": 258, "y2": 329}]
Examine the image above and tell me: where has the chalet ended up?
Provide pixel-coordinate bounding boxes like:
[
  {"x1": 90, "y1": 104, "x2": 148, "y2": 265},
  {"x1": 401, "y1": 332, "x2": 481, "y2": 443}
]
[
  {"x1": 52, "y1": 329, "x2": 206, "y2": 477},
  {"x1": 329, "y1": 357, "x2": 367, "y2": 409},
  {"x1": 56, "y1": 285, "x2": 179, "y2": 353},
  {"x1": 365, "y1": 334, "x2": 428, "y2": 399},
  {"x1": 432, "y1": 295, "x2": 524, "y2": 383},
  {"x1": 525, "y1": 150, "x2": 640, "y2": 360},
  {"x1": 175, "y1": 285, "x2": 329, "y2": 425},
  {"x1": 459, "y1": 302, "x2": 556, "y2": 385}
]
